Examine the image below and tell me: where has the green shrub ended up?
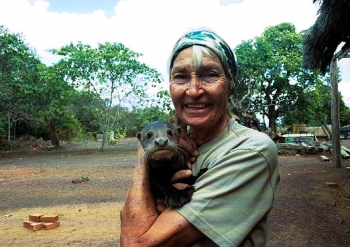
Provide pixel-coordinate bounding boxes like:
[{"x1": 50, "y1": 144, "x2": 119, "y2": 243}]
[{"x1": 57, "y1": 115, "x2": 83, "y2": 141}]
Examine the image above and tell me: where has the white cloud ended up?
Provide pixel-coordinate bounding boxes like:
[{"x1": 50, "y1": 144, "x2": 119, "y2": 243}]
[
  {"x1": 339, "y1": 81, "x2": 350, "y2": 107},
  {"x1": 0, "y1": 0, "x2": 349, "y2": 106},
  {"x1": 220, "y1": 0, "x2": 244, "y2": 5}
]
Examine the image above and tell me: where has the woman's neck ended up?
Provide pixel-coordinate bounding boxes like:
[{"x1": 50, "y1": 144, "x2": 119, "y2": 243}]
[{"x1": 190, "y1": 115, "x2": 230, "y2": 146}]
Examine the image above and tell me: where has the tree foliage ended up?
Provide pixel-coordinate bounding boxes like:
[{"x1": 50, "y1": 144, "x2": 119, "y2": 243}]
[
  {"x1": 0, "y1": 25, "x2": 41, "y2": 115},
  {"x1": 0, "y1": 26, "x2": 43, "y2": 141},
  {"x1": 111, "y1": 106, "x2": 171, "y2": 138},
  {"x1": 70, "y1": 90, "x2": 102, "y2": 135},
  {"x1": 282, "y1": 78, "x2": 350, "y2": 138},
  {"x1": 234, "y1": 23, "x2": 329, "y2": 133},
  {"x1": 35, "y1": 64, "x2": 80, "y2": 146},
  {"x1": 2, "y1": 23, "x2": 350, "y2": 149},
  {"x1": 0, "y1": 26, "x2": 87, "y2": 145},
  {"x1": 51, "y1": 42, "x2": 162, "y2": 148}
]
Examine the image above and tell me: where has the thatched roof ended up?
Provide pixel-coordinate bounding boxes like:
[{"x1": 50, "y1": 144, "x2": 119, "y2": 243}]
[{"x1": 302, "y1": 0, "x2": 350, "y2": 73}]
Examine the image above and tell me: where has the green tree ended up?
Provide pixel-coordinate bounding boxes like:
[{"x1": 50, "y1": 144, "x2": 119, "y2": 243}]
[
  {"x1": 0, "y1": 25, "x2": 42, "y2": 140},
  {"x1": 340, "y1": 97, "x2": 350, "y2": 126},
  {"x1": 134, "y1": 106, "x2": 171, "y2": 130},
  {"x1": 56, "y1": 114, "x2": 83, "y2": 141},
  {"x1": 51, "y1": 42, "x2": 162, "y2": 148},
  {"x1": 70, "y1": 90, "x2": 102, "y2": 136},
  {"x1": 234, "y1": 23, "x2": 327, "y2": 133},
  {"x1": 29, "y1": 64, "x2": 80, "y2": 146},
  {"x1": 282, "y1": 79, "x2": 350, "y2": 137}
]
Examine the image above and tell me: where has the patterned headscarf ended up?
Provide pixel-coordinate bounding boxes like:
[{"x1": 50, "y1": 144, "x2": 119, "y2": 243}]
[{"x1": 169, "y1": 29, "x2": 238, "y2": 93}]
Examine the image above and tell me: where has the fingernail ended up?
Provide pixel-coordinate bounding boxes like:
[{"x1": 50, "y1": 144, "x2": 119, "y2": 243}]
[
  {"x1": 194, "y1": 150, "x2": 199, "y2": 156},
  {"x1": 186, "y1": 170, "x2": 192, "y2": 176}
]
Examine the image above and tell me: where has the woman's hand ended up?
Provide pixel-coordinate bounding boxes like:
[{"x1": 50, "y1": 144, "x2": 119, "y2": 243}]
[
  {"x1": 155, "y1": 170, "x2": 194, "y2": 214},
  {"x1": 155, "y1": 135, "x2": 199, "y2": 214},
  {"x1": 155, "y1": 198, "x2": 166, "y2": 214},
  {"x1": 169, "y1": 136, "x2": 199, "y2": 200},
  {"x1": 174, "y1": 134, "x2": 199, "y2": 185},
  {"x1": 179, "y1": 134, "x2": 199, "y2": 158}
]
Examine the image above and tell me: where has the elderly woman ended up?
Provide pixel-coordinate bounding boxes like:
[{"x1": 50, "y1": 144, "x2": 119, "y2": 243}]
[{"x1": 120, "y1": 29, "x2": 280, "y2": 247}]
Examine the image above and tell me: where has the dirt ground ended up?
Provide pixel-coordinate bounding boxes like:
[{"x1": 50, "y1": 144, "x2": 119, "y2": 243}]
[{"x1": 0, "y1": 138, "x2": 350, "y2": 247}]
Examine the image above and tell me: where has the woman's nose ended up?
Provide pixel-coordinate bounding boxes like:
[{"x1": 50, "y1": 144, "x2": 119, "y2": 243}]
[{"x1": 186, "y1": 76, "x2": 204, "y2": 98}]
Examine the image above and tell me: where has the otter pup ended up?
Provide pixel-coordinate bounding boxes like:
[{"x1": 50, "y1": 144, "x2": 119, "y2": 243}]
[{"x1": 137, "y1": 121, "x2": 206, "y2": 208}]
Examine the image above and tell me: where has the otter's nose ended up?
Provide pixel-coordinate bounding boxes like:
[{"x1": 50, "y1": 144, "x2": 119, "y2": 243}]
[{"x1": 154, "y1": 138, "x2": 168, "y2": 147}]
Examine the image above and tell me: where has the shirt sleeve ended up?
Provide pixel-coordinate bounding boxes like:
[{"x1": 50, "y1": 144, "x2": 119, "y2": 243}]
[{"x1": 176, "y1": 133, "x2": 279, "y2": 247}]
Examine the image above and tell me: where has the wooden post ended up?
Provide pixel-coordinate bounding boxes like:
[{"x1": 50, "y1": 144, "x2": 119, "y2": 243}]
[{"x1": 330, "y1": 57, "x2": 341, "y2": 168}]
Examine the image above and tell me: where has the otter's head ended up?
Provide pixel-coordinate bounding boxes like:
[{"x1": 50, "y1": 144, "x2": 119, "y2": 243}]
[{"x1": 137, "y1": 121, "x2": 181, "y2": 160}]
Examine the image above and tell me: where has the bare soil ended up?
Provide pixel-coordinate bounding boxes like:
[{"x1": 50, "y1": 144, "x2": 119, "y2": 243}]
[{"x1": 0, "y1": 139, "x2": 350, "y2": 247}]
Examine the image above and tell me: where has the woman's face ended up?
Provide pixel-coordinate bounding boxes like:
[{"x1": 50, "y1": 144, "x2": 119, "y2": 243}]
[{"x1": 169, "y1": 47, "x2": 230, "y2": 130}]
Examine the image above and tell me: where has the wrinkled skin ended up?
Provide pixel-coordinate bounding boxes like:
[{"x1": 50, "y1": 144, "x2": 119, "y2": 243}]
[{"x1": 169, "y1": 47, "x2": 231, "y2": 146}]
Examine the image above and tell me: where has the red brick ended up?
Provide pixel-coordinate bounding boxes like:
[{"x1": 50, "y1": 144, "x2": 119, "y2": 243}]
[
  {"x1": 40, "y1": 215, "x2": 59, "y2": 223},
  {"x1": 23, "y1": 220, "x2": 36, "y2": 229},
  {"x1": 29, "y1": 214, "x2": 43, "y2": 222},
  {"x1": 30, "y1": 222, "x2": 43, "y2": 231},
  {"x1": 42, "y1": 221, "x2": 60, "y2": 230}
]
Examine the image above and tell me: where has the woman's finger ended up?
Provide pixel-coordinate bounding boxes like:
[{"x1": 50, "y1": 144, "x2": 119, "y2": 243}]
[
  {"x1": 155, "y1": 198, "x2": 166, "y2": 214},
  {"x1": 172, "y1": 183, "x2": 190, "y2": 190},
  {"x1": 186, "y1": 161, "x2": 192, "y2": 170},
  {"x1": 179, "y1": 137, "x2": 199, "y2": 157},
  {"x1": 171, "y1": 169, "x2": 192, "y2": 183}
]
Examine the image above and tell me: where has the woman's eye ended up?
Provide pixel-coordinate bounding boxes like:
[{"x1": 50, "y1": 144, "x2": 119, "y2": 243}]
[
  {"x1": 202, "y1": 71, "x2": 219, "y2": 82},
  {"x1": 171, "y1": 74, "x2": 189, "y2": 84}
]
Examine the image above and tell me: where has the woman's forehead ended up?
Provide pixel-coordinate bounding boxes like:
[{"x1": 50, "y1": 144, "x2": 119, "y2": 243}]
[
  {"x1": 169, "y1": 30, "x2": 237, "y2": 78},
  {"x1": 172, "y1": 47, "x2": 223, "y2": 70}
]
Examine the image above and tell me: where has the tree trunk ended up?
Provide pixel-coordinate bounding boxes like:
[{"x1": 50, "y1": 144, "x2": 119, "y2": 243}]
[
  {"x1": 100, "y1": 133, "x2": 106, "y2": 151},
  {"x1": 317, "y1": 119, "x2": 331, "y2": 140},
  {"x1": 267, "y1": 104, "x2": 279, "y2": 134},
  {"x1": 269, "y1": 116, "x2": 277, "y2": 134},
  {"x1": 324, "y1": 124, "x2": 332, "y2": 139},
  {"x1": 45, "y1": 116, "x2": 60, "y2": 147},
  {"x1": 241, "y1": 112, "x2": 262, "y2": 131},
  {"x1": 50, "y1": 130, "x2": 60, "y2": 147},
  {"x1": 7, "y1": 113, "x2": 11, "y2": 142}
]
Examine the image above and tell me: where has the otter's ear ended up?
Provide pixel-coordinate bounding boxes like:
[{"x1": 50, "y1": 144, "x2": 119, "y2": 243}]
[
  {"x1": 136, "y1": 132, "x2": 141, "y2": 141},
  {"x1": 177, "y1": 127, "x2": 182, "y2": 134}
]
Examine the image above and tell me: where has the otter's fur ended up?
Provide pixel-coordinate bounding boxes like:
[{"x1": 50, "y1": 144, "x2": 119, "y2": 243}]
[{"x1": 137, "y1": 121, "x2": 204, "y2": 207}]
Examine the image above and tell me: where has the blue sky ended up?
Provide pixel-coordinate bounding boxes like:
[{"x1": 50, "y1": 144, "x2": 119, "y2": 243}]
[
  {"x1": 1, "y1": 0, "x2": 349, "y2": 106},
  {"x1": 44, "y1": 0, "x2": 121, "y2": 18}
]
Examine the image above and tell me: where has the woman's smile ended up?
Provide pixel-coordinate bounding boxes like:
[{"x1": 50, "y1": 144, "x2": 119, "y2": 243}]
[{"x1": 169, "y1": 46, "x2": 231, "y2": 144}]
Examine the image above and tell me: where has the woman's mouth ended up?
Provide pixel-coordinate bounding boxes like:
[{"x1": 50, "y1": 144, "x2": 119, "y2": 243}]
[{"x1": 185, "y1": 103, "x2": 210, "y2": 109}]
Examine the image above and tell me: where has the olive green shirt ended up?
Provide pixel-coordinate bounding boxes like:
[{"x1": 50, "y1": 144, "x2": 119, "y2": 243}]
[{"x1": 176, "y1": 119, "x2": 280, "y2": 247}]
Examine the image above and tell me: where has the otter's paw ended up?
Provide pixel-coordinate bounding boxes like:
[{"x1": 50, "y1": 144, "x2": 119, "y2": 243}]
[{"x1": 166, "y1": 186, "x2": 195, "y2": 208}]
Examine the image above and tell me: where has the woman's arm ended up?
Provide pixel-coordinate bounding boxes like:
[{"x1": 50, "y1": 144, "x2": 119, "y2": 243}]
[{"x1": 120, "y1": 147, "x2": 203, "y2": 247}]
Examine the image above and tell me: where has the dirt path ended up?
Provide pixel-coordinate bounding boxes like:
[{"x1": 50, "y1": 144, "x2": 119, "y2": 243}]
[{"x1": 0, "y1": 139, "x2": 350, "y2": 246}]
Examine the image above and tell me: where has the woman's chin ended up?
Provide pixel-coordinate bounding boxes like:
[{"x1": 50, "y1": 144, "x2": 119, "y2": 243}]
[{"x1": 185, "y1": 116, "x2": 212, "y2": 128}]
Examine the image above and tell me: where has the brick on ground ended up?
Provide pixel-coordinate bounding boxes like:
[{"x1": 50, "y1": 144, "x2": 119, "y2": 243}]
[
  {"x1": 23, "y1": 220, "x2": 35, "y2": 229},
  {"x1": 29, "y1": 214, "x2": 43, "y2": 222},
  {"x1": 43, "y1": 221, "x2": 60, "y2": 230},
  {"x1": 24, "y1": 220, "x2": 44, "y2": 231},
  {"x1": 24, "y1": 214, "x2": 60, "y2": 231},
  {"x1": 40, "y1": 215, "x2": 59, "y2": 223}
]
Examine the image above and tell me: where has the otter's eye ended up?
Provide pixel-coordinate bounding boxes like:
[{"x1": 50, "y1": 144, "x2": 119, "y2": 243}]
[
  {"x1": 167, "y1": 128, "x2": 173, "y2": 136},
  {"x1": 147, "y1": 131, "x2": 153, "y2": 138}
]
